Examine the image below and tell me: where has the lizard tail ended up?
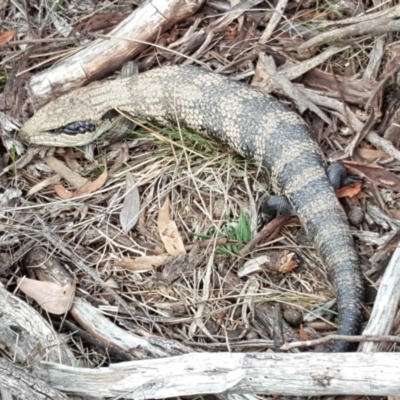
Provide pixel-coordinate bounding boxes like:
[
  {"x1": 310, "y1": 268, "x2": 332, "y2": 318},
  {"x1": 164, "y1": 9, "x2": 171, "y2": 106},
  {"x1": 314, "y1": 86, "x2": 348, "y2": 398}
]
[
  {"x1": 276, "y1": 156, "x2": 364, "y2": 352},
  {"x1": 321, "y1": 232, "x2": 364, "y2": 352},
  {"x1": 294, "y1": 187, "x2": 364, "y2": 352}
]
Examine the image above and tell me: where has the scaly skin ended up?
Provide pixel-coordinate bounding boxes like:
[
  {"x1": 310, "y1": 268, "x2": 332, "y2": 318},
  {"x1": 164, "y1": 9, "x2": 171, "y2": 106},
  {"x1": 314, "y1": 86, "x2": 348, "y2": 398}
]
[{"x1": 20, "y1": 66, "x2": 363, "y2": 351}]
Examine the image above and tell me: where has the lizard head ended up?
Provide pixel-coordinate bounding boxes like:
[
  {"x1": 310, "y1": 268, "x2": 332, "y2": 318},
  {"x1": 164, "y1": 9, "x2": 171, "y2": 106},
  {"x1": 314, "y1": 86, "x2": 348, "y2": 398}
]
[{"x1": 19, "y1": 82, "x2": 118, "y2": 147}]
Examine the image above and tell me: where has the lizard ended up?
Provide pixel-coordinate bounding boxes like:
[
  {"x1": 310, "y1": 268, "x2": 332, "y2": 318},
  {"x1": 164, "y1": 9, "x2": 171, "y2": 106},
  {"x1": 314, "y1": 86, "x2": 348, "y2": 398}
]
[{"x1": 19, "y1": 65, "x2": 363, "y2": 352}]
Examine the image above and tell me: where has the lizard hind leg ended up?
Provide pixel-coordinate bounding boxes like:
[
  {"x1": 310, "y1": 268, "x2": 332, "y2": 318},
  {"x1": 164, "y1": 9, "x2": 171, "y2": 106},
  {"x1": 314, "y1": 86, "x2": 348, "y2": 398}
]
[
  {"x1": 327, "y1": 162, "x2": 360, "y2": 191},
  {"x1": 258, "y1": 195, "x2": 294, "y2": 229},
  {"x1": 257, "y1": 163, "x2": 360, "y2": 229}
]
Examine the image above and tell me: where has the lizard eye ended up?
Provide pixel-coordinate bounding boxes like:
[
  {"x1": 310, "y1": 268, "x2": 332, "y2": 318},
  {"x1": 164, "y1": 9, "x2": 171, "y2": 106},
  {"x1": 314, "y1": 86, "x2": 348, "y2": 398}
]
[{"x1": 51, "y1": 121, "x2": 95, "y2": 135}]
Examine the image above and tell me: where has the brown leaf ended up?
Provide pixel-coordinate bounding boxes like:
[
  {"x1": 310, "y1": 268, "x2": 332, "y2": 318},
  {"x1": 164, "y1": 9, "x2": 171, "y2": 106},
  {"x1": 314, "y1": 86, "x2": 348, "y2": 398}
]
[
  {"x1": 17, "y1": 277, "x2": 75, "y2": 315},
  {"x1": 357, "y1": 148, "x2": 390, "y2": 162},
  {"x1": 157, "y1": 198, "x2": 186, "y2": 256},
  {"x1": 238, "y1": 251, "x2": 297, "y2": 277},
  {"x1": 337, "y1": 182, "x2": 362, "y2": 198},
  {"x1": 279, "y1": 252, "x2": 297, "y2": 273},
  {"x1": 64, "y1": 149, "x2": 82, "y2": 171},
  {"x1": 113, "y1": 255, "x2": 170, "y2": 271},
  {"x1": 27, "y1": 174, "x2": 61, "y2": 196},
  {"x1": 120, "y1": 172, "x2": 140, "y2": 233},
  {"x1": 343, "y1": 161, "x2": 400, "y2": 192},
  {"x1": 298, "y1": 324, "x2": 310, "y2": 341},
  {"x1": 54, "y1": 184, "x2": 73, "y2": 199},
  {"x1": 72, "y1": 169, "x2": 108, "y2": 197},
  {"x1": 0, "y1": 30, "x2": 16, "y2": 45}
]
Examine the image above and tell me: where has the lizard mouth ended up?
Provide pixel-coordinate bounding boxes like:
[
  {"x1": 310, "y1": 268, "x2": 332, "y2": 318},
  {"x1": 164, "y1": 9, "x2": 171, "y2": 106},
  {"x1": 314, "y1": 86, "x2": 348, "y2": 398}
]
[
  {"x1": 19, "y1": 120, "x2": 96, "y2": 143},
  {"x1": 47, "y1": 110, "x2": 119, "y2": 136},
  {"x1": 49, "y1": 120, "x2": 95, "y2": 135}
]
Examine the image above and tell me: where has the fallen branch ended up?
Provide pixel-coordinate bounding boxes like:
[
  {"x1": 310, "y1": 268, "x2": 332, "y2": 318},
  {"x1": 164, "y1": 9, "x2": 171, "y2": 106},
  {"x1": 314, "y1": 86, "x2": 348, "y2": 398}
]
[
  {"x1": 26, "y1": 0, "x2": 204, "y2": 107},
  {"x1": 298, "y1": 5, "x2": 400, "y2": 51},
  {"x1": 0, "y1": 359, "x2": 68, "y2": 400},
  {"x1": 33, "y1": 352, "x2": 400, "y2": 397},
  {"x1": 282, "y1": 334, "x2": 400, "y2": 351},
  {"x1": 358, "y1": 245, "x2": 400, "y2": 352}
]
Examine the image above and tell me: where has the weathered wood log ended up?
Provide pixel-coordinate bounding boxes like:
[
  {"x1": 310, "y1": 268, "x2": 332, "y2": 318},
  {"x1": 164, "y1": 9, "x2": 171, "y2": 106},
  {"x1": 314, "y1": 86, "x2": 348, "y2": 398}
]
[
  {"x1": 0, "y1": 285, "x2": 75, "y2": 365},
  {"x1": 34, "y1": 352, "x2": 400, "y2": 397}
]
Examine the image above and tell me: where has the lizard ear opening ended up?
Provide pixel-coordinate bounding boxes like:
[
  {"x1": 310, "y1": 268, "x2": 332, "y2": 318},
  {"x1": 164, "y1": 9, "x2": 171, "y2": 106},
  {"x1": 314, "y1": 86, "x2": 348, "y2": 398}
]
[
  {"x1": 101, "y1": 109, "x2": 119, "y2": 121},
  {"x1": 49, "y1": 121, "x2": 95, "y2": 135}
]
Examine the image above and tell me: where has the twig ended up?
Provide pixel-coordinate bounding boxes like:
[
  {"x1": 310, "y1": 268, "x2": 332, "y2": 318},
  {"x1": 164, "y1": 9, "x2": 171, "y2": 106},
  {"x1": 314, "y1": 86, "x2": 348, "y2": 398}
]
[
  {"x1": 282, "y1": 334, "x2": 400, "y2": 350},
  {"x1": 2, "y1": 36, "x2": 82, "y2": 47},
  {"x1": 366, "y1": 131, "x2": 400, "y2": 162},
  {"x1": 280, "y1": 45, "x2": 349, "y2": 81},
  {"x1": 239, "y1": 215, "x2": 290, "y2": 256},
  {"x1": 297, "y1": 87, "x2": 400, "y2": 162},
  {"x1": 299, "y1": 5, "x2": 400, "y2": 51},
  {"x1": 259, "y1": 0, "x2": 288, "y2": 44},
  {"x1": 257, "y1": 54, "x2": 331, "y2": 124},
  {"x1": 210, "y1": 0, "x2": 265, "y2": 30}
]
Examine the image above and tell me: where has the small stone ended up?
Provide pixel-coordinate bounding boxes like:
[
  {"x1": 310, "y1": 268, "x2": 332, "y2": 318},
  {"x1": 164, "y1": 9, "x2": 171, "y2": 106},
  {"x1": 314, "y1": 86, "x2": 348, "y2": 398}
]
[
  {"x1": 283, "y1": 308, "x2": 303, "y2": 327},
  {"x1": 348, "y1": 206, "x2": 364, "y2": 226},
  {"x1": 245, "y1": 330, "x2": 260, "y2": 340}
]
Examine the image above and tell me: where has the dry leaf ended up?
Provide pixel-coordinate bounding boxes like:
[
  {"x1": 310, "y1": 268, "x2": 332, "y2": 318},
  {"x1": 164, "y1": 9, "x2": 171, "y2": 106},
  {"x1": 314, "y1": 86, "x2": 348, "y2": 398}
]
[
  {"x1": 27, "y1": 174, "x2": 61, "y2": 196},
  {"x1": 18, "y1": 277, "x2": 75, "y2": 315},
  {"x1": 279, "y1": 253, "x2": 297, "y2": 273},
  {"x1": 337, "y1": 182, "x2": 362, "y2": 198},
  {"x1": 298, "y1": 324, "x2": 310, "y2": 340},
  {"x1": 343, "y1": 161, "x2": 400, "y2": 192},
  {"x1": 120, "y1": 172, "x2": 140, "y2": 233},
  {"x1": 113, "y1": 255, "x2": 170, "y2": 271},
  {"x1": 357, "y1": 148, "x2": 390, "y2": 162},
  {"x1": 157, "y1": 198, "x2": 186, "y2": 256},
  {"x1": 44, "y1": 156, "x2": 107, "y2": 197},
  {"x1": 54, "y1": 183, "x2": 73, "y2": 199},
  {"x1": 0, "y1": 188, "x2": 22, "y2": 208},
  {"x1": 72, "y1": 169, "x2": 108, "y2": 197},
  {"x1": 0, "y1": 30, "x2": 16, "y2": 45},
  {"x1": 238, "y1": 251, "x2": 296, "y2": 277},
  {"x1": 54, "y1": 170, "x2": 108, "y2": 198},
  {"x1": 104, "y1": 278, "x2": 119, "y2": 289},
  {"x1": 109, "y1": 142, "x2": 130, "y2": 175}
]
